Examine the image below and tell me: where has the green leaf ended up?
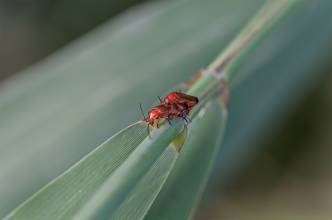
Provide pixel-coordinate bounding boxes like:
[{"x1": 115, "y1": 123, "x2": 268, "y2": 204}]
[
  {"x1": 2, "y1": 0, "x2": 331, "y2": 219},
  {"x1": 74, "y1": 142, "x2": 179, "y2": 220},
  {"x1": 108, "y1": 147, "x2": 178, "y2": 220},
  {"x1": 144, "y1": 100, "x2": 227, "y2": 220},
  {"x1": 4, "y1": 98, "x2": 225, "y2": 220},
  {"x1": 4, "y1": 122, "x2": 147, "y2": 220},
  {"x1": 69, "y1": 120, "x2": 184, "y2": 220},
  {"x1": 0, "y1": 0, "x2": 266, "y2": 216},
  {"x1": 4, "y1": 62, "x2": 224, "y2": 219}
]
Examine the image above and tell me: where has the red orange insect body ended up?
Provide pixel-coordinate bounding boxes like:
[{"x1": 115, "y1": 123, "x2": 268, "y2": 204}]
[
  {"x1": 146, "y1": 104, "x2": 170, "y2": 128},
  {"x1": 159, "y1": 91, "x2": 199, "y2": 120},
  {"x1": 162, "y1": 91, "x2": 199, "y2": 111},
  {"x1": 140, "y1": 91, "x2": 199, "y2": 132}
]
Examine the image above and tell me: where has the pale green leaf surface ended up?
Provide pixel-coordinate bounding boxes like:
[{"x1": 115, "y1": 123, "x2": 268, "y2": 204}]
[
  {"x1": 144, "y1": 101, "x2": 227, "y2": 220},
  {"x1": 79, "y1": 147, "x2": 178, "y2": 220},
  {"x1": 68, "y1": 120, "x2": 183, "y2": 220},
  {"x1": 74, "y1": 99, "x2": 225, "y2": 220},
  {"x1": 109, "y1": 147, "x2": 178, "y2": 220},
  {"x1": 75, "y1": 127, "x2": 188, "y2": 220},
  {"x1": 4, "y1": 72, "x2": 226, "y2": 220},
  {"x1": 3, "y1": 0, "x2": 331, "y2": 219},
  {"x1": 4, "y1": 122, "x2": 147, "y2": 220},
  {"x1": 4, "y1": 92, "x2": 221, "y2": 220},
  {"x1": 0, "y1": 0, "x2": 266, "y2": 216},
  {"x1": 65, "y1": 65, "x2": 222, "y2": 220}
]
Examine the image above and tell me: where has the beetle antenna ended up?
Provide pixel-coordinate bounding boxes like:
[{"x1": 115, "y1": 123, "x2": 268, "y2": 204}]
[
  {"x1": 139, "y1": 103, "x2": 147, "y2": 121},
  {"x1": 139, "y1": 103, "x2": 151, "y2": 138}
]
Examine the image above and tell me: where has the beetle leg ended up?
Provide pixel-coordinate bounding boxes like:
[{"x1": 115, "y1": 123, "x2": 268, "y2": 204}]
[
  {"x1": 157, "y1": 96, "x2": 163, "y2": 103},
  {"x1": 178, "y1": 115, "x2": 188, "y2": 133},
  {"x1": 147, "y1": 124, "x2": 151, "y2": 138},
  {"x1": 179, "y1": 111, "x2": 190, "y2": 123},
  {"x1": 181, "y1": 119, "x2": 188, "y2": 132},
  {"x1": 166, "y1": 117, "x2": 172, "y2": 125}
]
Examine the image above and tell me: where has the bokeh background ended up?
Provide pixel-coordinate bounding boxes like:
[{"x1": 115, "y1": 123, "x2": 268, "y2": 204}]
[
  {"x1": 0, "y1": 0, "x2": 146, "y2": 80},
  {"x1": 1, "y1": 0, "x2": 331, "y2": 219}
]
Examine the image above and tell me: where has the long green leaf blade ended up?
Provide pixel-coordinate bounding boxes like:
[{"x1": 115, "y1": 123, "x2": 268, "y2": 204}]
[
  {"x1": 0, "y1": 0, "x2": 332, "y2": 218},
  {"x1": 4, "y1": 122, "x2": 147, "y2": 220},
  {"x1": 70, "y1": 120, "x2": 183, "y2": 220},
  {"x1": 144, "y1": 100, "x2": 227, "y2": 220},
  {"x1": 0, "y1": 0, "x2": 266, "y2": 216},
  {"x1": 109, "y1": 146, "x2": 178, "y2": 220}
]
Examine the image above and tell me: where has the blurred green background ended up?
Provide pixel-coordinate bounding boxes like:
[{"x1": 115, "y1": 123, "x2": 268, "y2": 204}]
[
  {"x1": 0, "y1": 0, "x2": 146, "y2": 80},
  {"x1": 1, "y1": 0, "x2": 332, "y2": 219}
]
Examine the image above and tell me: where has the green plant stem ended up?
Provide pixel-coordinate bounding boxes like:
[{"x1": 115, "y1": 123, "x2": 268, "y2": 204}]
[
  {"x1": 140, "y1": 2, "x2": 300, "y2": 218},
  {"x1": 207, "y1": 0, "x2": 298, "y2": 82},
  {"x1": 148, "y1": 0, "x2": 299, "y2": 143}
]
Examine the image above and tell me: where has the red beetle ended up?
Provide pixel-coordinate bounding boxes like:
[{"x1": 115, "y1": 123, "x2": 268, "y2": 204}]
[
  {"x1": 159, "y1": 91, "x2": 199, "y2": 111},
  {"x1": 145, "y1": 104, "x2": 170, "y2": 128},
  {"x1": 159, "y1": 91, "x2": 199, "y2": 121},
  {"x1": 140, "y1": 91, "x2": 199, "y2": 135}
]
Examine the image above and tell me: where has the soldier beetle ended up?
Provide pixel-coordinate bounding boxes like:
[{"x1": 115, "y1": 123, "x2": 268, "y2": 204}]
[
  {"x1": 159, "y1": 91, "x2": 199, "y2": 111},
  {"x1": 159, "y1": 91, "x2": 199, "y2": 122},
  {"x1": 140, "y1": 91, "x2": 199, "y2": 136}
]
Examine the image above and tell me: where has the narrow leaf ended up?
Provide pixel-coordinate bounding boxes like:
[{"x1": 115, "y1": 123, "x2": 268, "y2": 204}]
[
  {"x1": 0, "y1": 0, "x2": 265, "y2": 216},
  {"x1": 4, "y1": 122, "x2": 147, "y2": 220},
  {"x1": 144, "y1": 100, "x2": 227, "y2": 220}
]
